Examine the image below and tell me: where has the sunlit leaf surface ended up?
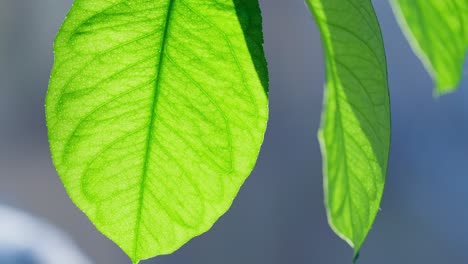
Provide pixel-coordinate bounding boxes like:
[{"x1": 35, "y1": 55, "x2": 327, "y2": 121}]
[
  {"x1": 307, "y1": 0, "x2": 391, "y2": 260},
  {"x1": 392, "y1": 0, "x2": 468, "y2": 94},
  {"x1": 46, "y1": 1, "x2": 268, "y2": 262}
]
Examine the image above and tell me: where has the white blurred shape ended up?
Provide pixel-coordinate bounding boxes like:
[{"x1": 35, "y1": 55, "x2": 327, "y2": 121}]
[{"x1": 0, "y1": 205, "x2": 91, "y2": 264}]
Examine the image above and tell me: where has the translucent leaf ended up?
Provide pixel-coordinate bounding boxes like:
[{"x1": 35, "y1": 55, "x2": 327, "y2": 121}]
[
  {"x1": 46, "y1": 0, "x2": 268, "y2": 263},
  {"x1": 392, "y1": 0, "x2": 468, "y2": 94},
  {"x1": 306, "y1": 0, "x2": 391, "y2": 260}
]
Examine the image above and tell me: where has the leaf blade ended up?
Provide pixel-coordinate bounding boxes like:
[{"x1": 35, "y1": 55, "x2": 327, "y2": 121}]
[
  {"x1": 392, "y1": 0, "x2": 468, "y2": 94},
  {"x1": 46, "y1": 0, "x2": 268, "y2": 262},
  {"x1": 306, "y1": 0, "x2": 391, "y2": 258}
]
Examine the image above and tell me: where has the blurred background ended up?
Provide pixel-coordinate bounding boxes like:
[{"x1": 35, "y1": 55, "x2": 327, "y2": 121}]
[{"x1": 1, "y1": 0, "x2": 468, "y2": 263}]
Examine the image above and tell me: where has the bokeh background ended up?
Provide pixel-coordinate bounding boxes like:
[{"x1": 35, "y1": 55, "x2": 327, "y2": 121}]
[{"x1": 1, "y1": 0, "x2": 468, "y2": 263}]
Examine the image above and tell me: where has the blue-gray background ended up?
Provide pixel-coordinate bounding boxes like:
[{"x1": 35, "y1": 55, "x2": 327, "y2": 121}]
[{"x1": 1, "y1": 0, "x2": 468, "y2": 263}]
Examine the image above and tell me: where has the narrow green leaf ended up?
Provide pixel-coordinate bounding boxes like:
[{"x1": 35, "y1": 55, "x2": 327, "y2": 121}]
[
  {"x1": 46, "y1": 1, "x2": 268, "y2": 263},
  {"x1": 392, "y1": 0, "x2": 468, "y2": 94},
  {"x1": 306, "y1": 0, "x2": 391, "y2": 259}
]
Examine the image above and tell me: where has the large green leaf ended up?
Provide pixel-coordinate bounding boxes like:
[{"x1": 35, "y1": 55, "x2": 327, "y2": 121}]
[
  {"x1": 307, "y1": 0, "x2": 390, "y2": 260},
  {"x1": 46, "y1": 0, "x2": 268, "y2": 263},
  {"x1": 392, "y1": 0, "x2": 468, "y2": 94}
]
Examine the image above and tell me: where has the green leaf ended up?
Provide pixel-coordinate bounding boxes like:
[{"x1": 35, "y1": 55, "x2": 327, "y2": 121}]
[
  {"x1": 46, "y1": 1, "x2": 268, "y2": 263},
  {"x1": 306, "y1": 0, "x2": 391, "y2": 259},
  {"x1": 391, "y1": 0, "x2": 468, "y2": 94}
]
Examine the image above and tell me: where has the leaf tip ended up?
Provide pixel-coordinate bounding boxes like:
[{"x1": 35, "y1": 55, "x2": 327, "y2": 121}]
[
  {"x1": 433, "y1": 84, "x2": 458, "y2": 98},
  {"x1": 353, "y1": 251, "x2": 360, "y2": 264}
]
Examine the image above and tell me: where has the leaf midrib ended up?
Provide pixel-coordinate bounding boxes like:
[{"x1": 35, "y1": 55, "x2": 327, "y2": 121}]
[{"x1": 133, "y1": 0, "x2": 176, "y2": 260}]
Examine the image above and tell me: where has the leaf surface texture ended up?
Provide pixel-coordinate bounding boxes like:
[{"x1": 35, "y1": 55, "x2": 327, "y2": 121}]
[
  {"x1": 307, "y1": 0, "x2": 391, "y2": 258},
  {"x1": 392, "y1": 0, "x2": 468, "y2": 94},
  {"x1": 46, "y1": 0, "x2": 268, "y2": 262}
]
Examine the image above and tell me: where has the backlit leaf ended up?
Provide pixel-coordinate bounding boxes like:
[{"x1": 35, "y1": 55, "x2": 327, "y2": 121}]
[
  {"x1": 46, "y1": 0, "x2": 268, "y2": 263},
  {"x1": 392, "y1": 0, "x2": 468, "y2": 94},
  {"x1": 306, "y1": 0, "x2": 391, "y2": 260}
]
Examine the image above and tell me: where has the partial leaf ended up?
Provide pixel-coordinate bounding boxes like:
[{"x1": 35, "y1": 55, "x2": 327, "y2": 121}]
[
  {"x1": 306, "y1": 0, "x2": 391, "y2": 260},
  {"x1": 46, "y1": 0, "x2": 268, "y2": 263},
  {"x1": 392, "y1": 0, "x2": 468, "y2": 94}
]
